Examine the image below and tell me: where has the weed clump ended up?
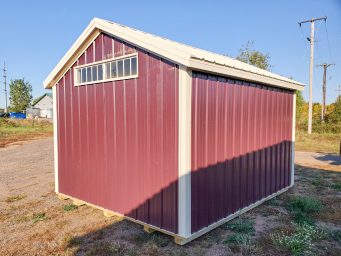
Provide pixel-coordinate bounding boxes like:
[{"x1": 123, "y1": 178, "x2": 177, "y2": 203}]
[
  {"x1": 226, "y1": 218, "x2": 254, "y2": 234},
  {"x1": 63, "y1": 204, "x2": 78, "y2": 212},
  {"x1": 286, "y1": 196, "x2": 322, "y2": 224},
  {"x1": 32, "y1": 212, "x2": 47, "y2": 223},
  {"x1": 5, "y1": 194, "x2": 26, "y2": 203},
  {"x1": 331, "y1": 230, "x2": 341, "y2": 244},
  {"x1": 271, "y1": 223, "x2": 326, "y2": 256},
  {"x1": 331, "y1": 183, "x2": 341, "y2": 192}
]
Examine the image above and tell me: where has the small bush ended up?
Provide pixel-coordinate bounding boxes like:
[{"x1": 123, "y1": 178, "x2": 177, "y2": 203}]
[
  {"x1": 5, "y1": 194, "x2": 26, "y2": 203},
  {"x1": 32, "y1": 212, "x2": 47, "y2": 223},
  {"x1": 226, "y1": 218, "x2": 254, "y2": 234},
  {"x1": 63, "y1": 204, "x2": 78, "y2": 212},
  {"x1": 271, "y1": 223, "x2": 326, "y2": 256},
  {"x1": 286, "y1": 196, "x2": 322, "y2": 224}
]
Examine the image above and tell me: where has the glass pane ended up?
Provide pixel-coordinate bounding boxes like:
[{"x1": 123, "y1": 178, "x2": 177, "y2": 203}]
[
  {"x1": 98, "y1": 64, "x2": 103, "y2": 80},
  {"x1": 81, "y1": 68, "x2": 86, "y2": 83},
  {"x1": 77, "y1": 69, "x2": 81, "y2": 83},
  {"x1": 111, "y1": 61, "x2": 117, "y2": 78},
  {"x1": 124, "y1": 59, "x2": 130, "y2": 76},
  {"x1": 131, "y1": 57, "x2": 137, "y2": 75},
  {"x1": 86, "y1": 67, "x2": 92, "y2": 82},
  {"x1": 105, "y1": 63, "x2": 110, "y2": 79},
  {"x1": 92, "y1": 66, "x2": 97, "y2": 81},
  {"x1": 117, "y1": 60, "x2": 123, "y2": 77}
]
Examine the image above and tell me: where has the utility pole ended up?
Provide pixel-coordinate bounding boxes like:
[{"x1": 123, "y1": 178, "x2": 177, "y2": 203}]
[
  {"x1": 298, "y1": 16, "x2": 327, "y2": 134},
  {"x1": 316, "y1": 63, "x2": 335, "y2": 121},
  {"x1": 2, "y1": 62, "x2": 8, "y2": 113}
]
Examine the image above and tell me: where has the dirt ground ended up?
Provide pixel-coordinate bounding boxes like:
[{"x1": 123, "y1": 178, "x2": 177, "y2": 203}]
[{"x1": 0, "y1": 138, "x2": 340, "y2": 256}]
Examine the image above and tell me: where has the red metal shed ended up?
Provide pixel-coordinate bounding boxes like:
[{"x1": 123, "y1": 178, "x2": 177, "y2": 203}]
[{"x1": 44, "y1": 18, "x2": 304, "y2": 244}]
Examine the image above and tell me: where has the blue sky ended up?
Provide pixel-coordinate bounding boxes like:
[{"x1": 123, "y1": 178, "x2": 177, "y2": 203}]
[{"x1": 0, "y1": 0, "x2": 340, "y2": 108}]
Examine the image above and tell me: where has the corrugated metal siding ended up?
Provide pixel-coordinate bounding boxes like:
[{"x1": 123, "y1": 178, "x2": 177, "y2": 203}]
[
  {"x1": 57, "y1": 33, "x2": 179, "y2": 233},
  {"x1": 191, "y1": 72, "x2": 293, "y2": 233}
]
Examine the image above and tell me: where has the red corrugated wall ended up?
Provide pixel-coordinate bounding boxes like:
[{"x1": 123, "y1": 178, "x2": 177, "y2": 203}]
[
  {"x1": 191, "y1": 72, "x2": 293, "y2": 233},
  {"x1": 56, "y1": 33, "x2": 179, "y2": 233}
]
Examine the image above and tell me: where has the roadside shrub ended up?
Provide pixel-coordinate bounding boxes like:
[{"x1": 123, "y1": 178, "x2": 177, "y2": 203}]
[
  {"x1": 271, "y1": 223, "x2": 326, "y2": 256},
  {"x1": 286, "y1": 196, "x2": 322, "y2": 224}
]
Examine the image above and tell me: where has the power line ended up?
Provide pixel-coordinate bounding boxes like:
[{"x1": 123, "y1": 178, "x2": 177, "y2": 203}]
[{"x1": 324, "y1": 20, "x2": 333, "y2": 62}]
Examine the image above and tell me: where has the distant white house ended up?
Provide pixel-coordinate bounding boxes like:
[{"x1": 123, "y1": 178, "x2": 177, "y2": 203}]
[{"x1": 30, "y1": 93, "x2": 53, "y2": 118}]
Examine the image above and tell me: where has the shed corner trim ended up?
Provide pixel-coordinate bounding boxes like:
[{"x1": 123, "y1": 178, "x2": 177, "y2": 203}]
[{"x1": 178, "y1": 65, "x2": 192, "y2": 237}]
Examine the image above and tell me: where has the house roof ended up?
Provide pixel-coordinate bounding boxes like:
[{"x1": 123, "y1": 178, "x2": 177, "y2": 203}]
[
  {"x1": 44, "y1": 18, "x2": 304, "y2": 91},
  {"x1": 32, "y1": 93, "x2": 53, "y2": 106}
]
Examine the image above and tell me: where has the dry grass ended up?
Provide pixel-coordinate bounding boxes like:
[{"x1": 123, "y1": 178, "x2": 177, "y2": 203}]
[
  {"x1": 295, "y1": 129, "x2": 341, "y2": 153},
  {"x1": 5, "y1": 194, "x2": 26, "y2": 203},
  {"x1": 1, "y1": 137, "x2": 340, "y2": 255},
  {"x1": 2, "y1": 165, "x2": 340, "y2": 256},
  {"x1": 0, "y1": 119, "x2": 53, "y2": 147}
]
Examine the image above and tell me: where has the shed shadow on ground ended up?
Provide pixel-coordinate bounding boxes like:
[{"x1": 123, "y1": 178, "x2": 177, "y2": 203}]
[
  {"x1": 66, "y1": 141, "x2": 295, "y2": 255},
  {"x1": 313, "y1": 153, "x2": 341, "y2": 166}
]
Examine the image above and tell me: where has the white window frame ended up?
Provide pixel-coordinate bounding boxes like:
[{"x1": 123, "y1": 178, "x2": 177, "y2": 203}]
[{"x1": 74, "y1": 52, "x2": 138, "y2": 86}]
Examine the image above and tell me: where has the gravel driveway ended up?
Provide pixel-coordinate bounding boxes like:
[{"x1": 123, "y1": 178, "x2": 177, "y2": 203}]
[{"x1": 0, "y1": 138, "x2": 54, "y2": 202}]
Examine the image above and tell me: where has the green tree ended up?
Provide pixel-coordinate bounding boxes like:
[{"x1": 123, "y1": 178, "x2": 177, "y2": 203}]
[
  {"x1": 236, "y1": 41, "x2": 271, "y2": 70},
  {"x1": 9, "y1": 79, "x2": 32, "y2": 112},
  {"x1": 327, "y1": 96, "x2": 341, "y2": 123},
  {"x1": 296, "y1": 91, "x2": 306, "y2": 123}
]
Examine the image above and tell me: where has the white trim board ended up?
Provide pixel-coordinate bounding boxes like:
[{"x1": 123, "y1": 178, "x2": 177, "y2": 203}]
[
  {"x1": 178, "y1": 66, "x2": 192, "y2": 238},
  {"x1": 291, "y1": 93, "x2": 296, "y2": 186},
  {"x1": 53, "y1": 85, "x2": 59, "y2": 193}
]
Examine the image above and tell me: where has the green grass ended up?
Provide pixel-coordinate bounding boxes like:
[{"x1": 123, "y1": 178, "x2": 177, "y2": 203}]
[
  {"x1": 295, "y1": 129, "x2": 341, "y2": 153},
  {"x1": 0, "y1": 119, "x2": 53, "y2": 147},
  {"x1": 224, "y1": 233, "x2": 251, "y2": 245},
  {"x1": 271, "y1": 223, "x2": 326, "y2": 256},
  {"x1": 331, "y1": 230, "x2": 341, "y2": 244},
  {"x1": 331, "y1": 183, "x2": 341, "y2": 192},
  {"x1": 5, "y1": 194, "x2": 26, "y2": 203},
  {"x1": 286, "y1": 196, "x2": 322, "y2": 225},
  {"x1": 32, "y1": 212, "x2": 48, "y2": 223},
  {"x1": 226, "y1": 218, "x2": 254, "y2": 234},
  {"x1": 224, "y1": 218, "x2": 254, "y2": 247},
  {"x1": 311, "y1": 176, "x2": 327, "y2": 190},
  {"x1": 63, "y1": 204, "x2": 78, "y2": 212}
]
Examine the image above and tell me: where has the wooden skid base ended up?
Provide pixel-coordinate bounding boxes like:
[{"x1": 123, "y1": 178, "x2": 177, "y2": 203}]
[
  {"x1": 143, "y1": 225, "x2": 156, "y2": 234},
  {"x1": 56, "y1": 185, "x2": 292, "y2": 245}
]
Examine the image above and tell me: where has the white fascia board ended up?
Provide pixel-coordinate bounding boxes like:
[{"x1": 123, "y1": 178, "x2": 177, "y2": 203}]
[
  {"x1": 95, "y1": 20, "x2": 191, "y2": 66},
  {"x1": 44, "y1": 18, "x2": 304, "y2": 91},
  {"x1": 189, "y1": 58, "x2": 305, "y2": 91}
]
